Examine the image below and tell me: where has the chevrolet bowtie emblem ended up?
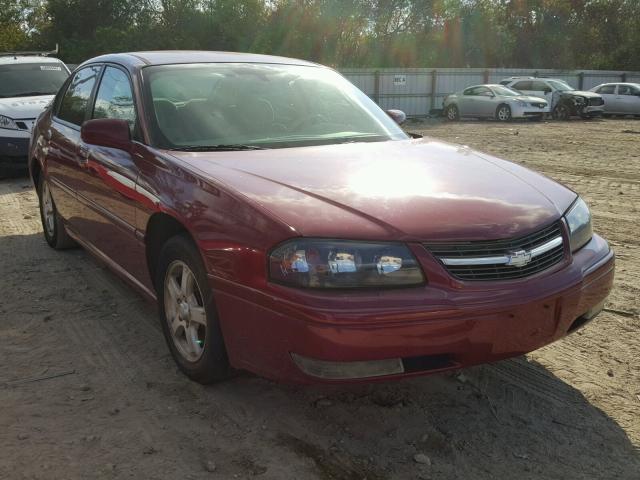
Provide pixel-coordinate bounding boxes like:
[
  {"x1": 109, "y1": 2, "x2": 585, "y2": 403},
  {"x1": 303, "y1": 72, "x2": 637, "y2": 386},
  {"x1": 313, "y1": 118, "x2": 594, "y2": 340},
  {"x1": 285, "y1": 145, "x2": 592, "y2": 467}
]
[{"x1": 506, "y1": 249, "x2": 532, "y2": 267}]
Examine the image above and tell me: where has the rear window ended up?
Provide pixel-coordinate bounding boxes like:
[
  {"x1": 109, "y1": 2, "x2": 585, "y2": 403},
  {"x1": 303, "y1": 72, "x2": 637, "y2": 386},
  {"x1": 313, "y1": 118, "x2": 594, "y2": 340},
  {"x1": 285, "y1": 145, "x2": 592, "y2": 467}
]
[{"x1": 0, "y1": 62, "x2": 69, "y2": 98}]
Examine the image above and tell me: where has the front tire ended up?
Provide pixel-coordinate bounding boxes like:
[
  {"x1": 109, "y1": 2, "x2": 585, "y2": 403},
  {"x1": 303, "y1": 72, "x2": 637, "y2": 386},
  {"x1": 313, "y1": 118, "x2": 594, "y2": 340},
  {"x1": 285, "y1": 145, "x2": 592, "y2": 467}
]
[
  {"x1": 37, "y1": 175, "x2": 76, "y2": 249},
  {"x1": 445, "y1": 104, "x2": 459, "y2": 121},
  {"x1": 156, "y1": 234, "x2": 230, "y2": 384},
  {"x1": 553, "y1": 104, "x2": 571, "y2": 120},
  {"x1": 496, "y1": 104, "x2": 512, "y2": 122}
]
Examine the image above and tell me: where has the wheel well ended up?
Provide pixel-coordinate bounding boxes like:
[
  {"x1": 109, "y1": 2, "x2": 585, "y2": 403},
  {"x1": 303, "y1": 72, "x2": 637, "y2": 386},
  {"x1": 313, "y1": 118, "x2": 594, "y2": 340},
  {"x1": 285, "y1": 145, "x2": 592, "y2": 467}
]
[
  {"x1": 145, "y1": 213, "x2": 194, "y2": 289},
  {"x1": 31, "y1": 159, "x2": 42, "y2": 191}
]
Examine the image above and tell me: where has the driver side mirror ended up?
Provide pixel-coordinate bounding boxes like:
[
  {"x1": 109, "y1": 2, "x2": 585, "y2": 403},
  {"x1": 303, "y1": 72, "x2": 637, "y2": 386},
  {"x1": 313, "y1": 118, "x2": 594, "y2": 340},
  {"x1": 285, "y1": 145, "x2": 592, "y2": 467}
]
[
  {"x1": 386, "y1": 109, "x2": 407, "y2": 125},
  {"x1": 81, "y1": 118, "x2": 132, "y2": 151}
]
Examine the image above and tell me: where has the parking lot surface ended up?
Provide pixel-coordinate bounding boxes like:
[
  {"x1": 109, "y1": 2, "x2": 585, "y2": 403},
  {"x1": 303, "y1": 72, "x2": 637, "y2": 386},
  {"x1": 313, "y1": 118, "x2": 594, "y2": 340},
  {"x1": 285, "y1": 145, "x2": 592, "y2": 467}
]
[{"x1": 1, "y1": 119, "x2": 639, "y2": 479}]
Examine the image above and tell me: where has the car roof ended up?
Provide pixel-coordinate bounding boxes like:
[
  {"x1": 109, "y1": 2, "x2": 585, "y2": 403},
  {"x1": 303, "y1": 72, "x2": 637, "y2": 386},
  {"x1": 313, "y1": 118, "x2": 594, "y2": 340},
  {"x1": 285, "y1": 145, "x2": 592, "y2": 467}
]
[
  {"x1": 0, "y1": 55, "x2": 66, "y2": 66},
  {"x1": 596, "y1": 82, "x2": 640, "y2": 86},
  {"x1": 80, "y1": 51, "x2": 320, "y2": 69}
]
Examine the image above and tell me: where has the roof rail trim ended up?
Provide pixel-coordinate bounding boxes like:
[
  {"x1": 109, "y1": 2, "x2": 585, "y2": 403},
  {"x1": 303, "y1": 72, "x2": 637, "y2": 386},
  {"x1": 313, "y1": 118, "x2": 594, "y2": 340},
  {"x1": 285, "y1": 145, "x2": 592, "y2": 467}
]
[{"x1": 0, "y1": 43, "x2": 59, "y2": 58}]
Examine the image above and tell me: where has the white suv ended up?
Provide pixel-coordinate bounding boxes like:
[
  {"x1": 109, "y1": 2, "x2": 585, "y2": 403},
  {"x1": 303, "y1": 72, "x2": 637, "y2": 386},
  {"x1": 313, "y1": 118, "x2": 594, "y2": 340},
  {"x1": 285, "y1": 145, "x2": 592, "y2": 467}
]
[
  {"x1": 500, "y1": 76, "x2": 605, "y2": 120},
  {"x1": 0, "y1": 50, "x2": 70, "y2": 176}
]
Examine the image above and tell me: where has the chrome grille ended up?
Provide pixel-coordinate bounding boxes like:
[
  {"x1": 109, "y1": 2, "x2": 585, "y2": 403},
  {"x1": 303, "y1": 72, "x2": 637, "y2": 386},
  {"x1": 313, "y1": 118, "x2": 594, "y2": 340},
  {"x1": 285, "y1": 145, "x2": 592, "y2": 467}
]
[{"x1": 425, "y1": 222, "x2": 565, "y2": 281}]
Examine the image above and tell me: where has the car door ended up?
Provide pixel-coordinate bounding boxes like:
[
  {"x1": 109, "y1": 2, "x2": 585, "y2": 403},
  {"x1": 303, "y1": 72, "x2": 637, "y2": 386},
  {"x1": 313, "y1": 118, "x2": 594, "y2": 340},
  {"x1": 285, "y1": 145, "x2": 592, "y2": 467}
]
[
  {"x1": 474, "y1": 87, "x2": 497, "y2": 117},
  {"x1": 595, "y1": 84, "x2": 617, "y2": 113},
  {"x1": 617, "y1": 84, "x2": 640, "y2": 114},
  {"x1": 459, "y1": 87, "x2": 482, "y2": 116},
  {"x1": 511, "y1": 80, "x2": 533, "y2": 97},
  {"x1": 530, "y1": 80, "x2": 553, "y2": 105},
  {"x1": 47, "y1": 65, "x2": 103, "y2": 225},
  {"x1": 74, "y1": 65, "x2": 148, "y2": 280}
]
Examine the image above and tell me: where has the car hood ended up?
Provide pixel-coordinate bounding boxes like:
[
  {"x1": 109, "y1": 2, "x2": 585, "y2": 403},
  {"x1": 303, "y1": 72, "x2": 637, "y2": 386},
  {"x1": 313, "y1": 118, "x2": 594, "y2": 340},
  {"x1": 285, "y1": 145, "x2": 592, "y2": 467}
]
[
  {"x1": 563, "y1": 90, "x2": 602, "y2": 98},
  {"x1": 167, "y1": 138, "x2": 577, "y2": 242},
  {"x1": 0, "y1": 95, "x2": 54, "y2": 121}
]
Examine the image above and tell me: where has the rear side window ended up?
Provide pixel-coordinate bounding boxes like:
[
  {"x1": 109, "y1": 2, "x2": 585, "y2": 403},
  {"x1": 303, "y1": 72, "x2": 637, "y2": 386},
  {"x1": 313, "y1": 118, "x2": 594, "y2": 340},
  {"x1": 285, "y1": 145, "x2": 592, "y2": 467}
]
[
  {"x1": 597, "y1": 85, "x2": 616, "y2": 94},
  {"x1": 464, "y1": 86, "x2": 484, "y2": 96},
  {"x1": 618, "y1": 85, "x2": 638, "y2": 95},
  {"x1": 57, "y1": 66, "x2": 102, "y2": 126},
  {"x1": 92, "y1": 66, "x2": 136, "y2": 128},
  {"x1": 531, "y1": 81, "x2": 550, "y2": 91},
  {"x1": 512, "y1": 81, "x2": 532, "y2": 90}
]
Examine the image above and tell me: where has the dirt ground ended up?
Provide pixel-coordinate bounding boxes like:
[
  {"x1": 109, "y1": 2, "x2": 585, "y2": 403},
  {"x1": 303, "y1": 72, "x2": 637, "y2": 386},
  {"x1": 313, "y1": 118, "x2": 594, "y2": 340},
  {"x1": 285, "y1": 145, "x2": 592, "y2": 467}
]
[{"x1": 1, "y1": 118, "x2": 639, "y2": 480}]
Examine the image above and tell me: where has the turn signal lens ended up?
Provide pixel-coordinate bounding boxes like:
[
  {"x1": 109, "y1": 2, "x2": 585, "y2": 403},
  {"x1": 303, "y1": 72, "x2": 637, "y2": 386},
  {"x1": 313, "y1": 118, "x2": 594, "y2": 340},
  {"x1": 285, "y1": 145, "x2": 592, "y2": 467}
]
[{"x1": 565, "y1": 197, "x2": 593, "y2": 252}]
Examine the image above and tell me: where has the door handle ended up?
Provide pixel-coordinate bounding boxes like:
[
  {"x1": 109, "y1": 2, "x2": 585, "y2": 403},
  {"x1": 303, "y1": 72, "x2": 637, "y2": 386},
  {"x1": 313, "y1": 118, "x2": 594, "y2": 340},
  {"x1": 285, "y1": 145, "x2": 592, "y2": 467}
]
[{"x1": 78, "y1": 145, "x2": 90, "y2": 165}]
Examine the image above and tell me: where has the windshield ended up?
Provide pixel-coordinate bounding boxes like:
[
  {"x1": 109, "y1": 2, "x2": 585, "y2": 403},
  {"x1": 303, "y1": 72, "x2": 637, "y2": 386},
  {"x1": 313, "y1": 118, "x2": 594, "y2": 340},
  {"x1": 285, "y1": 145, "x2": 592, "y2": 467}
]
[
  {"x1": 0, "y1": 62, "x2": 69, "y2": 98},
  {"x1": 490, "y1": 86, "x2": 521, "y2": 96},
  {"x1": 143, "y1": 63, "x2": 408, "y2": 150},
  {"x1": 547, "y1": 80, "x2": 574, "y2": 91}
]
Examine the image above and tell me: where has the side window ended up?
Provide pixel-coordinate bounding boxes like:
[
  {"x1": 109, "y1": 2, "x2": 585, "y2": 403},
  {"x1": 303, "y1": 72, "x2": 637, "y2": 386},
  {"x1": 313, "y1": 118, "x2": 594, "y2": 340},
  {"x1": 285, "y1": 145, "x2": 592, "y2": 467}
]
[
  {"x1": 512, "y1": 81, "x2": 532, "y2": 91},
  {"x1": 92, "y1": 66, "x2": 136, "y2": 129},
  {"x1": 57, "y1": 66, "x2": 102, "y2": 126},
  {"x1": 477, "y1": 87, "x2": 493, "y2": 97},
  {"x1": 464, "y1": 86, "x2": 483, "y2": 96},
  {"x1": 597, "y1": 85, "x2": 616, "y2": 94},
  {"x1": 618, "y1": 85, "x2": 636, "y2": 96},
  {"x1": 531, "y1": 81, "x2": 550, "y2": 92}
]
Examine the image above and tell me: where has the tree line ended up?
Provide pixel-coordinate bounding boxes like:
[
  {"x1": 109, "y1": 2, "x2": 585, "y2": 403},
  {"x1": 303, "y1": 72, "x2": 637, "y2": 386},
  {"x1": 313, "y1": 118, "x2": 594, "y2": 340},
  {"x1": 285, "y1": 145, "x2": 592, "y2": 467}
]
[{"x1": 2, "y1": 0, "x2": 639, "y2": 70}]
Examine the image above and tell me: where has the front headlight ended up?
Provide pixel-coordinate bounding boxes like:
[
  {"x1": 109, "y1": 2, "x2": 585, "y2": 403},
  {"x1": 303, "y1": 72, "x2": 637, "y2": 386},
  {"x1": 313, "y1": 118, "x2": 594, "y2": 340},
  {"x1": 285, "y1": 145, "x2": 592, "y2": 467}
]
[
  {"x1": 268, "y1": 239, "x2": 425, "y2": 288},
  {"x1": 0, "y1": 114, "x2": 19, "y2": 131},
  {"x1": 564, "y1": 197, "x2": 593, "y2": 252}
]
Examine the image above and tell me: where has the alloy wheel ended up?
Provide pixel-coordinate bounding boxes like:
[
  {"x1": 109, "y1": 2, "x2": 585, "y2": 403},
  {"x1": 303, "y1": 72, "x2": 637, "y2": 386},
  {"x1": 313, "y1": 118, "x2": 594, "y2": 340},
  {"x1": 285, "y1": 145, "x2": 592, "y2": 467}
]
[
  {"x1": 497, "y1": 106, "x2": 511, "y2": 121},
  {"x1": 164, "y1": 260, "x2": 208, "y2": 362},
  {"x1": 42, "y1": 180, "x2": 55, "y2": 237}
]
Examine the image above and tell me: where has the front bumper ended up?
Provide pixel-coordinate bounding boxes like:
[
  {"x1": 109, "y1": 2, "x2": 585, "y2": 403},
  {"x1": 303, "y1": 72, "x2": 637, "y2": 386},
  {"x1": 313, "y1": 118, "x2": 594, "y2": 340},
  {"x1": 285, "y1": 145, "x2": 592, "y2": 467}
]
[
  {"x1": 511, "y1": 104, "x2": 549, "y2": 118},
  {"x1": 0, "y1": 129, "x2": 30, "y2": 173},
  {"x1": 210, "y1": 234, "x2": 614, "y2": 384},
  {"x1": 582, "y1": 105, "x2": 605, "y2": 117}
]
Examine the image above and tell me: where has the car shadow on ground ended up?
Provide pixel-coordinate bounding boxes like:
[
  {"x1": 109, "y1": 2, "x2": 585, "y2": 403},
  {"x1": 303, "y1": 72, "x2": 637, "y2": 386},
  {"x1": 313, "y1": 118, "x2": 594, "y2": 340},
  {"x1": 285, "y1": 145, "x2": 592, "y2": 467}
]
[{"x1": 1, "y1": 176, "x2": 638, "y2": 479}]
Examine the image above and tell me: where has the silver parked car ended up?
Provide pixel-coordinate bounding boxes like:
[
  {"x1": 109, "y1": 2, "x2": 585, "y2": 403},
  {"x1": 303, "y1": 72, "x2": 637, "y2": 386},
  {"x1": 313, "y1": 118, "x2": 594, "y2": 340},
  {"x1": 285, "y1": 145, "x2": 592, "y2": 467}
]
[
  {"x1": 443, "y1": 84, "x2": 549, "y2": 122},
  {"x1": 500, "y1": 77, "x2": 605, "y2": 120},
  {"x1": 590, "y1": 83, "x2": 640, "y2": 116}
]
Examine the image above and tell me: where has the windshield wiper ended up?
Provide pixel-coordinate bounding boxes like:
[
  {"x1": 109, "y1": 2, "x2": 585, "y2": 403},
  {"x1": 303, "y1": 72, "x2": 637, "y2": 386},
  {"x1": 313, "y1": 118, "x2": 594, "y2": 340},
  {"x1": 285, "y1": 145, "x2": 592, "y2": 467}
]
[
  {"x1": 12, "y1": 91, "x2": 53, "y2": 97},
  {"x1": 169, "y1": 144, "x2": 266, "y2": 152}
]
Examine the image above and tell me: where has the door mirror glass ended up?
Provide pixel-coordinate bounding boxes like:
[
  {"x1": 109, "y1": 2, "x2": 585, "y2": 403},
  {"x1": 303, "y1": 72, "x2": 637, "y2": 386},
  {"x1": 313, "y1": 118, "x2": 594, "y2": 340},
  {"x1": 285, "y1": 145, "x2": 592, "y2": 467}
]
[
  {"x1": 386, "y1": 109, "x2": 406, "y2": 125},
  {"x1": 81, "y1": 118, "x2": 131, "y2": 151}
]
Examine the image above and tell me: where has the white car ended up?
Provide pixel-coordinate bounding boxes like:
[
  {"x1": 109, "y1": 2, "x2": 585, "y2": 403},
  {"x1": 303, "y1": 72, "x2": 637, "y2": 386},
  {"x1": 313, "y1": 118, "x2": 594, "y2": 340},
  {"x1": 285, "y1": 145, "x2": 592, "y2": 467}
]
[
  {"x1": 590, "y1": 83, "x2": 640, "y2": 116},
  {"x1": 500, "y1": 76, "x2": 605, "y2": 120},
  {"x1": 443, "y1": 84, "x2": 549, "y2": 122},
  {"x1": 0, "y1": 50, "x2": 70, "y2": 176}
]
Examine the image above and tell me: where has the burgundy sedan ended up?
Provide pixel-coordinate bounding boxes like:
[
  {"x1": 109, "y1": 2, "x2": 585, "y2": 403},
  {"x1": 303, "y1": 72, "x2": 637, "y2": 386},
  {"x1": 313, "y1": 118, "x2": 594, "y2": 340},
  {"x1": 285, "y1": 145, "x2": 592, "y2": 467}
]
[{"x1": 29, "y1": 51, "x2": 614, "y2": 384}]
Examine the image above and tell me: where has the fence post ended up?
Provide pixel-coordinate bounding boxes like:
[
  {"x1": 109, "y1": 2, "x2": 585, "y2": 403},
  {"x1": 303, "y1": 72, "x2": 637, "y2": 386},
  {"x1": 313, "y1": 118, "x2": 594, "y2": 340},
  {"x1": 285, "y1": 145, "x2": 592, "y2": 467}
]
[
  {"x1": 430, "y1": 69, "x2": 437, "y2": 113},
  {"x1": 621, "y1": 72, "x2": 627, "y2": 82},
  {"x1": 483, "y1": 69, "x2": 490, "y2": 84},
  {"x1": 374, "y1": 70, "x2": 380, "y2": 105},
  {"x1": 578, "y1": 72, "x2": 584, "y2": 90}
]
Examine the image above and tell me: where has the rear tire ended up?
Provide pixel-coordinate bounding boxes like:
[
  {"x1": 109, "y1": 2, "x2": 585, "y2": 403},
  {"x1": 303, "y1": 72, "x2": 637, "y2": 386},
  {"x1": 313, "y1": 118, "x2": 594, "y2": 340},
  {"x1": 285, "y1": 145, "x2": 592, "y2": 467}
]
[
  {"x1": 156, "y1": 234, "x2": 231, "y2": 384},
  {"x1": 444, "y1": 104, "x2": 459, "y2": 121},
  {"x1": 37, "y1": 175, "x2": 76, "y2": 249},
  {"x1": 496, "y1": 104, "x2": 512, "y2": 122}
]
